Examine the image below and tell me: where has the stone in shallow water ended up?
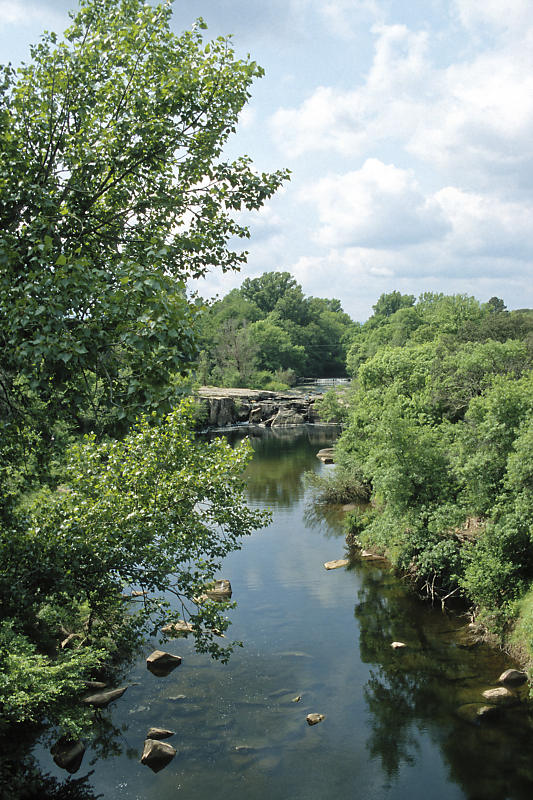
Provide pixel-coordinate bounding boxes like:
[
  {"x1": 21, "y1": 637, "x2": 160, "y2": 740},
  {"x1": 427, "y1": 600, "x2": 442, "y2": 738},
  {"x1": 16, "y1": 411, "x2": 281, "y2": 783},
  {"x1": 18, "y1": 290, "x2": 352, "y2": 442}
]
[
  {"x1": 306, "y1": 713, "x2": 325, "y2": 726},
  {"x1": 360, "y1": 550, "x2": 386, "y2": 561},
  {"x1": 140, "y1": 739, "x2": 177, "y2": 772},
  {"x1": 498, "y1": 668, "x2": 527, "y2": 687},
  {"x1": 51, "y1": 739, "x2": 85, "y2": 773},
  {"x1": 482, "y1": 687, "x2": 518, "y2": 705},
  {"x1": 146, "y1": 727, "x2": 175, "y2": 740},
  {"x1": 82, "y1": 686, "x2": 128, "y2": 708},
  {"x1": 324, "y1": 559, "x2": 349, "y2": 570},
  {"x1": 146, "y1": 650, "x2": 182, "y2": 677},
  {"x1": 205, "y1": 579, "x2": 232, "y2": 599},
  {"x1": 161, "y1": 620, "x2": 194, "y2": 637},
  {"x1": 456, "y1": 704, "x2": 500, "y2": 724}
]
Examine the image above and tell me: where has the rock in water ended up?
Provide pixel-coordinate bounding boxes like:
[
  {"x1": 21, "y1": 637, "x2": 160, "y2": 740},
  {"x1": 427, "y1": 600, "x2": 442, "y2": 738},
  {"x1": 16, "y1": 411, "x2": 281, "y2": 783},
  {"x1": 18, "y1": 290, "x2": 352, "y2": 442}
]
[
  {"x1": 498, "y1": 669, "x2": 527, "y2": 687},
  {"x1": 361, "y1": 550, "x2": 386, "y2": 561},
  {"x1": 324, "y1": 559, "x2": 349, "y2": 570},
  {"x1": 306, "y1": 713, "x2": 325, "y2": 726},
  {"x1": 140, "y1": 739, "x2": 177, "y2": 772},
  {"x1": 51, "y1": 739, "x2": 85, "y2": 773},
  {"x1": 456, "y1": 704, "x2": 500, "y2": 724},
  {"x1": 146, "y1": 727, "x2": 175, "y2": 740},
  {"x1": 316, "y1": 448, "x2": 335, "y2": 463},
  {"x1": 82, "y1": 686, "x2": 128, "y2": 708},
  {"x1": 161, "y1": 620, "x2": 194, "y2": 637},
  {"x1": 481, "y1": 687, "x2": 518, "y2": 706},
  {"x1": 205, "y1": 579, "x2": 232, "y2": 599},
  {"x1": 146, "y1": 650, "x2": 182, "y2": 677}
]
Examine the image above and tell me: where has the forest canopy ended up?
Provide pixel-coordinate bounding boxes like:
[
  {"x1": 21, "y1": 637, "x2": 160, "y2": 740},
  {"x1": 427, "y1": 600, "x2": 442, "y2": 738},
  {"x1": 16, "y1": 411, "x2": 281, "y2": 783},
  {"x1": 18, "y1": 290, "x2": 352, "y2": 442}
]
[
  {"x1": 196, "y1": 270, "x2": 356, "y2": 389},
  {"x1": 323, "y1": 291, "x2": 533, "y2": 653}
]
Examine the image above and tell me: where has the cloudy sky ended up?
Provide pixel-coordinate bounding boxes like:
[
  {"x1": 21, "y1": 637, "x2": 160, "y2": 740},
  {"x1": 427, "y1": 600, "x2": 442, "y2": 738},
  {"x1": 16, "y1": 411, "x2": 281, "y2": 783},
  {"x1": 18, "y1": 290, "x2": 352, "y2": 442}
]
[{"x1": 1, "y1": 0, "x2": 532, "y2": 320}]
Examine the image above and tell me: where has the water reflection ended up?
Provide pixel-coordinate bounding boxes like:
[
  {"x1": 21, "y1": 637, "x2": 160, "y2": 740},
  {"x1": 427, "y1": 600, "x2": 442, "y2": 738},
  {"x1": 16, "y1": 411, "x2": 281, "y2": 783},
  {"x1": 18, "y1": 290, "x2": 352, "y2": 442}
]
[
  {"x1": 354, "y1": 563, "x2": 533, "y2": 798},
  {"x1": 217, "y1": 425, "x2": 341, "y2": 509},
  {"x1": 17, "y1": 426, "x2": 533, "y2": 800}
]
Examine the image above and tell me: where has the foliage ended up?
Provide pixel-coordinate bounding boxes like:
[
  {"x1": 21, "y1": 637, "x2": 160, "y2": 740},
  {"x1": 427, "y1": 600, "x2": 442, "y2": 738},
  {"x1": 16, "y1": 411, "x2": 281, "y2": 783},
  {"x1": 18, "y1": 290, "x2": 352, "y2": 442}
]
[
  {"x1": 0, "y1": 0, "x2": 288, "y2": 437},
  {"x1": 314, "y1": 387, "x2": 350, "y2": 423},
  {"x1": 0, "y1": 0, "x2": 285, "y2": 734},
  {"x1": 0, "y1": 622, "x2": 104, "y2": 733},
  {"x1": 330, "y1": 290, "x2": 533, "y2": 640},
  {"x1": 197, "y1": 271, "x2": 356, "y2": 386}
]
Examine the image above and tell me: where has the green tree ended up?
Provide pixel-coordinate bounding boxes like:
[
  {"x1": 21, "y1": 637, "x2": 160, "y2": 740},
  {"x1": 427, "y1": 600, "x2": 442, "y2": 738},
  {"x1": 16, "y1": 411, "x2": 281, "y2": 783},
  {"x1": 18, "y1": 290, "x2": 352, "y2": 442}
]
[
  {"x1": 0, "y1": 0, "x2": 288, "y2": 438},
  {"x1": 0, "y1": 0, "x2": 287, "y2": 732},
  {"x1": 240, "y1": 271, "x2": 298, "y2": 314}
]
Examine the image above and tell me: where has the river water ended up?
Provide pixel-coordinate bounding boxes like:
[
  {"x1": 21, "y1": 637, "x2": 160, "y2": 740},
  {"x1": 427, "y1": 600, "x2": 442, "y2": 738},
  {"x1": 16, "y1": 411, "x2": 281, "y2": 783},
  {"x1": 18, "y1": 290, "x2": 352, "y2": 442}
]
[{"x1": 33, "y1": 426, "x2": 533, "y2": 799}]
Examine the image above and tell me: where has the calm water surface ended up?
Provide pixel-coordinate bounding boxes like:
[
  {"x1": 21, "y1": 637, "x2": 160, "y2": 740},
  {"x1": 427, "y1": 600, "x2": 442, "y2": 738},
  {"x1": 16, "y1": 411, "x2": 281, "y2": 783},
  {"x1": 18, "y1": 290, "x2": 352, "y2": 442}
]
[{"x1": 35, "y1": 426, "x2": 533, "y2": 799}]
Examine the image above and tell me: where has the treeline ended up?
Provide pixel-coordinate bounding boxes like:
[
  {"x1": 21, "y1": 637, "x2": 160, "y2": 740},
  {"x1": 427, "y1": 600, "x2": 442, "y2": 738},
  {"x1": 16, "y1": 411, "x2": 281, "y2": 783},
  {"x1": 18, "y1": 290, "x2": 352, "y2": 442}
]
[
  {"x1": 325, "y1": 291, "x2": 533, "y2": 658},
  {"x1": 196, "y1": 271, "x2": 356, "y2": 389}
]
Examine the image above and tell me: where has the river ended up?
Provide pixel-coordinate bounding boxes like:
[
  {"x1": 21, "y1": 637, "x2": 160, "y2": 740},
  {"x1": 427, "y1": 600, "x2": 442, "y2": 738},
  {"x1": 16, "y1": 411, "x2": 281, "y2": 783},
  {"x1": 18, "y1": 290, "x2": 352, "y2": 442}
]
[{"x1": 31, "y1": 425, "x2": 533, "y2": 799}]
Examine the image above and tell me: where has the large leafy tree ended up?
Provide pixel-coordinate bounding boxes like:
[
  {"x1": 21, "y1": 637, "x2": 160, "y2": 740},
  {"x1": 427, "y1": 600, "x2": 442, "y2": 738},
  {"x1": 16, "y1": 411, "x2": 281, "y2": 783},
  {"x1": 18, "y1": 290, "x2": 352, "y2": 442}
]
[
  {"x1": 0, "y1": 0, "x2": 287, "y2": 436},
  {"x1": 0, "y1": 0, "x2": 287, "y2": 735}
]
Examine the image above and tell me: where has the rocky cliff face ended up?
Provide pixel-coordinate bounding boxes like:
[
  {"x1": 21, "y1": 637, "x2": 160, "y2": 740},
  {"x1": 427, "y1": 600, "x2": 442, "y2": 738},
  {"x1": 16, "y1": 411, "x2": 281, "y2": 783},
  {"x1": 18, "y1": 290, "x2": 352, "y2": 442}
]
[{"x1": 197, "y1": 387, "x2": 322, "y2": 428}]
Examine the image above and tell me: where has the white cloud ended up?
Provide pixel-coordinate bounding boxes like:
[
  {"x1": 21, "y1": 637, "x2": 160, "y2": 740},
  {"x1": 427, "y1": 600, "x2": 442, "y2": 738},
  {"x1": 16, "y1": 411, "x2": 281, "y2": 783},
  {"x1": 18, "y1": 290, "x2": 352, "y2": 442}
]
[
  {"x1": 270, "y1": 24, "x2": 431, "y2": 158},
  {"x1": 270, "y1": 10, "x2": 533, "y2": 191},
  {"x1": 453, "y1": 0, "x2": 533, "y2": 37},
  {"x1": 435, "y1": 186, "x2": 533, "y2": 259},
  {"x1": 301, "y1": 159, "x2": 449, "y2": 248},
  {"x1": 0, "y1": 0, "x2": 63, "y2": 29}
]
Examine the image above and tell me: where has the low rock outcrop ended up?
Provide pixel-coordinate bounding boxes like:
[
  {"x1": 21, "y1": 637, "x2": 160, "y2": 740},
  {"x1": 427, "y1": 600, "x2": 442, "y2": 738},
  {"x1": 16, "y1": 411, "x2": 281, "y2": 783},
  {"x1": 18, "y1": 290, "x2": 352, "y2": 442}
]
[
  {"x1": 498, "y1": 669, "x2": 527, "y2": 687},
  {"x1": 198, "y1": 387, "x2": 323, "y2": 428},
  {"x1": 324, "y1": 559, "x2": 349, "y2": 570}
]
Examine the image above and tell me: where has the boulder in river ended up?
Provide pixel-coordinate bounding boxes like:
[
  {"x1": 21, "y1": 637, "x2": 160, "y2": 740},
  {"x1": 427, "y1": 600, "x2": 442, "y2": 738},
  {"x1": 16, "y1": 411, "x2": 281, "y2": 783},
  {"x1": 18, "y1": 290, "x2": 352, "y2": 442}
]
[
  {"x1": 161, "y1": 620, "x2": 194, "y2": 637},
  {"x1": 481, "y1": 687, "x2": 518, "y2": 706},
  {"x1": 140, "y1": 738, "x2": 177, "y2": 772},
  {"x1": 146, "y1": 727, "x2": 175, "y2": 740},
  {"x1": 205, "y1": 579, "x2": 232, "y2": 599},
  {"x1": 360, "y1": 550, "x2": 387, "y2": 561},
  {"x1": 51, "y1": 738, "x2": 85, "y2": 773},
  {"x1": 498, "y1": 669, "x2": 527, "y2": 687},
  {"x1": 306, "y1": 713, "x2": 325, "y2": 726},
  {"x1": 316, "y1": 448, "x2": 335, "y2": 463},
  {"x1": 324, "y1": 558, "x2": 349, "y2": 570},
  {"x1": 85, "y1": 680, "x2": 107, "y2": 690},
  {"x1": 146, "y1": 650, "x2": 182, "y2": 677},
  {"x1": 82, "y1": 686, "x2": 128, "y2": 708},
  {"x1": 456, "y1": 704, "x2": 500, "y2": 724}
]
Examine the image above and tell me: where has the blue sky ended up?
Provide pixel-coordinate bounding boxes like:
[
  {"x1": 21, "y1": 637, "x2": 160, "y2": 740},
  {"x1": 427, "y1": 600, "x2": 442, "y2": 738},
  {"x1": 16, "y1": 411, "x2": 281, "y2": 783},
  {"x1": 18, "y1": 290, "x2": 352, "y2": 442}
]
[{"x1": 1, "y1": 0, "x2": 532, "y2": 320}]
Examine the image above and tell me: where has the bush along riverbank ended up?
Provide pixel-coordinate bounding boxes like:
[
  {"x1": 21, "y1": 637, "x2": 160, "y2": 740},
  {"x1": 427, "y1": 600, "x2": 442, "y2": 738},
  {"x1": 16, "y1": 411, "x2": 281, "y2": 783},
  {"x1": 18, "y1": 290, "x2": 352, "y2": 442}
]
[{"x1": 317, "y1": 293, "x2": 533, "y2": 679}]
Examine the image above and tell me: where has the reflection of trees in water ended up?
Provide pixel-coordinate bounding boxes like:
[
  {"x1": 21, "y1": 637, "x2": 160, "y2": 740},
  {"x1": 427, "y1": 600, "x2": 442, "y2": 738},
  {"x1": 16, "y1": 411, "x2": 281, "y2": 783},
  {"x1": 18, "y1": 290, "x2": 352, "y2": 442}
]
[
  {"x1": 0, "y1": 745, "x2": 101, "y2": 800},
  {"x1": 302, "y1": 501, "x2": 346, "y2": 538},
  {"x1": 354, "y1": 565, "x2": 533, "y2": 798},
  {"x1": 242, "y1": 426, "x2": 338, "y2": 508}
]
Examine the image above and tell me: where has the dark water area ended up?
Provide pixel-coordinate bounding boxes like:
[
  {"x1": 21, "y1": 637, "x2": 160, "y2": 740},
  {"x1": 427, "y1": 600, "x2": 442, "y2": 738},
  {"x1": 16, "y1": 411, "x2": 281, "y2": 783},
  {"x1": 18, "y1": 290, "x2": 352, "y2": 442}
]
[{"x1": 21, "y1": 427, "x2": 533, "y2": 798}]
